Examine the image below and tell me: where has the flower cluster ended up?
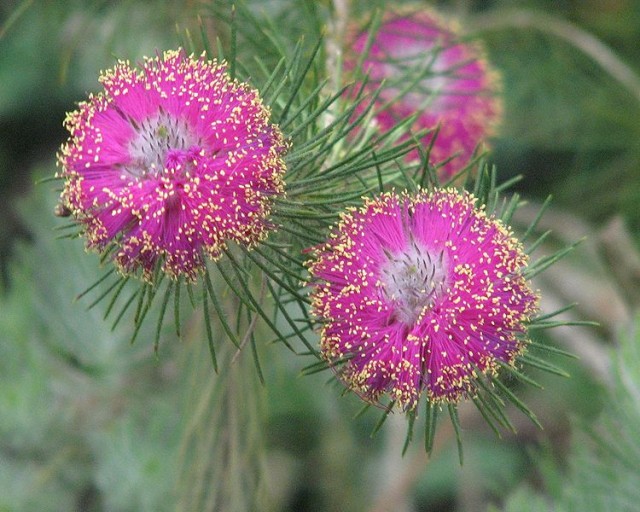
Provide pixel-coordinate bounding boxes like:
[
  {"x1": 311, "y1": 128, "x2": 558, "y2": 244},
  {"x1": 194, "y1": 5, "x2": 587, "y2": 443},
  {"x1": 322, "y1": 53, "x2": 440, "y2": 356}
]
[
  {"x1": 345, "y1": 9, "x2": 502, "y2": 179},
  {"x1": 57, "y1": 49, "x2": 287, "y2": 281},
  {"x1": 54, "y1": 13, "x2": 558, "y2": 440},
  {"x1": 308, "y1": 189, "x2": 538, "y2": 409}
]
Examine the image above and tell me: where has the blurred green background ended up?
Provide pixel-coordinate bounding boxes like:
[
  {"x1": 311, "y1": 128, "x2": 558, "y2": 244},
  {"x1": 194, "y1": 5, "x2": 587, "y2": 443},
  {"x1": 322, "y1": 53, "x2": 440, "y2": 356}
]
[{"x1": 1, "y1": 0, "x2": 639, "y2": 511}]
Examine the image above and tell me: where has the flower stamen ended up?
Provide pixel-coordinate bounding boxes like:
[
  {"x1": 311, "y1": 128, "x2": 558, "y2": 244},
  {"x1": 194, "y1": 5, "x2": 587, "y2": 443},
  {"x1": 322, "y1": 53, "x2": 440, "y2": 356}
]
[{"x1": 380, "y1": 242, "x2": 447, "y2": 325}]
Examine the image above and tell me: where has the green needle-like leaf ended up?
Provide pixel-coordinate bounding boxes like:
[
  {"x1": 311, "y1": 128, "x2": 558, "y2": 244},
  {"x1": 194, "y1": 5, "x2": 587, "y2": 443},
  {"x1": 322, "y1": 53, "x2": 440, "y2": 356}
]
[
  {"x1": 490, "y1": 376, "x2": 543, "y2": 430},
  {"x1": 201, "y1": 282, "x2": 218, "y2": 373},
  {"x1": 519, "y1": 353, "x2": 571, "y2": 378},
  {"x1": 424, "y1": 401, "x2": 438, "y2": 455},
  {"x1": 497, "y1": 360, "x2": 544, "y2": 389},
  {"x1": 204, "y1": 267, "x2": 241, "y2": 349},
  {"x1": 75, "y1": 268, "x2": 116, "y2": 302},
  {"x1": 448, "y1": 404, "x2": 464, "y2": 466},
  {"x1": 371, "y1": 402, "x2": 395, "y2": 438},
  {"x1": 154, "y1": 281, "x2": 173, "y2": 354},
  {"x1": 174, "y1": 276, "x2": 182, "y2": 338},
  {"x1": 402, "y1": 411, "x2": 417, "y2": 456}
]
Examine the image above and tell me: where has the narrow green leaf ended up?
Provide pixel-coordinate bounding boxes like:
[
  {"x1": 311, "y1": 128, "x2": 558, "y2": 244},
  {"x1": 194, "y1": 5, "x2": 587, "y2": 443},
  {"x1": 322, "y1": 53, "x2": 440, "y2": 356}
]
[
  {"x1": 130, "y1": 293, "x2": 153, "y2": 345},
  {"x1": 213, "y1": 259, "x2": 255, "y2": 313},
  {"x1": 490, "y1": 376, "x2": 543, "y2": 429},
  {"x1": 249, "y1": 247, "x2": 309, "y2": 302},
  {"x1": 201, "y1": 283, "x2": 218, "y2": 373},
  {"x1": 276, "y1": 223, "x2": 324, "y2": 245},
  {"x1": 486, "y1": 166, "x2": 500, "y2": 213},
  {"x1": 265, "y1": 279, "x2": 313, "y2": 354},
  {"x1": 402, "y1": 412, "x2": 416, "y2": 456},
  {"x1": 266, "y1": 40, "x2": 303, "y2": 106},
  {"x1": 250, "y1": 334, "x2": 265, "y2": 385},
  {"x1": 134, "y1": 283, "x2": 148, "y2": 325},
  {"x1": 353, "y1": 10, "x2": 383, "y2": 79},
  {"x1": 223, "y1": 248, "x2": 295, "y2": 349},
  {"x1": 35, "y1": 173, "x2": 60, "y2": 185},
  {"x1": 415, "y1": 127, "x2": 439, "y2": 188},
  {"x1": 52, "y1": 222, "x2": 78, "y2": 232},
  {"x1": 229, "y1": 4, "x2": 237, "y2": 79},
  {"x1": 103, "y1": 276, "x2": 130, "y2": 320},
  {"x1": 98, "y1": 245, "x2": 116, "y2": 265},
  {"x1": 256, "y1": 56, "x2": 285, "y2": 96},
  {"x1": 354, "y1": 403, "x2": 372, "y2": 419},
  {"x1": 519, "y1": 353, "x2": 571, "y2": 378},
  {"x1": 174, "y1": 276, "x2": 182, "y2": 338},
  {"x1": 424, "y1": 400, "x2": 438, "y2": 455},
  {"x1": 197, "y1": 15, "x2": 212, "y2": 59},
  {"x1": 448, "y1": 404, "x2": 464, "y2": 465},
  {"x1": 180, "y1": 26, "x2": 196, "y2": 55},
  {"x1": 186, "y1": 281, "x2": 196, "y2": 307},
  {"x1": 527, "y1": 340, "x2": 578, "y2": 359},
  {"x1": 279, "y1": 35, "x2": 324, "y2": 123},
  {"x1": 521, "y1": 195, "x2": 553, "y2": 243},
  {"x1": 526, "y1": 229, "x2": 552, "y2": 255},
  {"x1": 496, "y1": 360, "x2": 544, "y2": 389},
  {"x1": 472, "y1": 396, "x2": 503, "y2": 438},
  {"x1": 86, "y1": 277, "x2": 122, "y2": 312},
  {"x1": 287, "y1": 95, "x2": 363, "y2": 154},
  {"x1": 75, "y1": 268, "x2": 116, "y2": 301},
  {"x1": 275, "y1": 206, "x2": 343, "y2": 221},
  {"x1": 280, "y1": 78, "x2": 329, "y2": 130},
  {"x1": 534, "y1": 302, "x2": 578, "y2": 322},
  {"x1": 215, "y1": 36, "x2": 225, "y2": 62},
  {"x1": 371, "y1": 402, "x2": 395, "y2": 437},
  {"x1": 111, "y1": 288, "x2": 139, "y2": 331},
  {"x1": 154, "y1": 281, "x2": 173, "y2": 354},
  {"x1": 204, "y1": 267, "x2": 241, "y2": 348},
  {"x1": 529, "y1": 320, "x2": 600, "y2": 330},
  {"x1": 525, "y1": 240, "x2": 583, "y2": 279},
  {"x1": 300, "y1": 359, "x2": 333, "y2": 376},
  {"x1": 473, "y1": 376, "x2": 516, "y2": 433},
  {"x1": 285, "y1": 85, "x2": 350, "y2": 146},
  {"x1": 494, "y1": 174, "x2": 523, "y2": 194},
  {"x1": 500, "y1": 193, "x2": 522, "y2": 224}
]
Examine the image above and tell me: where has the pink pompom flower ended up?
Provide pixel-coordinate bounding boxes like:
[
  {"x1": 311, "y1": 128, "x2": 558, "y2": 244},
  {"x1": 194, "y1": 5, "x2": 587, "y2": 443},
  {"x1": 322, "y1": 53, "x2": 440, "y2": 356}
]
[
  {"x1": 308, "y1": 189, "x2": 538, "y2": 409},
  {"x1": 346, "y1": 9, "x2": 502, "y2": 180},
  {"x1": 57, "y1": 49, "x2": 287, "y2": 281}
]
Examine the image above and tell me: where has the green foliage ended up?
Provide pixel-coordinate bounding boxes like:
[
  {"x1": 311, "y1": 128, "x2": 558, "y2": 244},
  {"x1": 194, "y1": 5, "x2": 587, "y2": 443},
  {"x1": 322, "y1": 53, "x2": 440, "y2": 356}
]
[
  {"x1": 499, "y1": 317, "x2": 640, "y2": 512},
  {"x1": 479, "y1": 3, "x2": 640, "y2": 231},
  {"x1": 0, "y1": 183, "x2": 181, "y2": 511}
]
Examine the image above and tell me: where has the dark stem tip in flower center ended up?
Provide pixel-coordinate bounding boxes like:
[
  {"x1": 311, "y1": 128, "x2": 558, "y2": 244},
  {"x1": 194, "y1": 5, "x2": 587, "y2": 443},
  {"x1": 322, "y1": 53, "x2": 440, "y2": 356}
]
[{"x1": 380, "y1": 240, "x2": 447, "y2": 326}]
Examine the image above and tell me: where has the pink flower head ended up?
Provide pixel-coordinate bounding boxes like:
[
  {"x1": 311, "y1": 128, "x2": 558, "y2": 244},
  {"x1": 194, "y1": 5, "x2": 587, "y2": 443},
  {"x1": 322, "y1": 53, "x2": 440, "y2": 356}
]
[
  {"x1": 58, "y1": 49, "x2": 287, "y2": 281},
  {"x1": 308, "y1": 189, "x2": 537, "y2": 409},
  {"x1": 346, "y1": 9, "x2": 502, "y2": 180}
]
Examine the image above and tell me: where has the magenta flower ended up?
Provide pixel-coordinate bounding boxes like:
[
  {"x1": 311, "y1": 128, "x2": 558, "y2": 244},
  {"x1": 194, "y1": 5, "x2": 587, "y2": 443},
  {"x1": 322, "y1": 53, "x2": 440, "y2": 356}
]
[
  {"x1": 346, "y1": 9, "x2": 502, "y2": 180},
  {"x1": 58, "y1": 49, "x2": 287, "y2": 281},
  {"x1": 308, "y1": 189, "x2": 538, "y2": 408}
]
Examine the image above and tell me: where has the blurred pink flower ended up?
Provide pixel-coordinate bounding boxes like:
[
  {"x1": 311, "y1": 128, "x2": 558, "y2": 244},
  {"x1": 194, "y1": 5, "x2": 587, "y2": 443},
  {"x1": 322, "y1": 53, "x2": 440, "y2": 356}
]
[{"x1": 346, "y1": 9, "x2": 502, "y2": 180}]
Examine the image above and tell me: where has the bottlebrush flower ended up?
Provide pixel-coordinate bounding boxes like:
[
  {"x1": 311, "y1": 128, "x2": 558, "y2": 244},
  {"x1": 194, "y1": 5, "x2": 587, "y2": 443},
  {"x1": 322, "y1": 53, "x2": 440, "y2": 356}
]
[
  {"x1": 57, "y1": 49, "x2": 287, "y2": 281},
  {"x1": 308, "y1": 189, "x2": 538, "y2": 409},
  {"x1": 345, "y1": 9, "x2": 502, "y2": 180}
]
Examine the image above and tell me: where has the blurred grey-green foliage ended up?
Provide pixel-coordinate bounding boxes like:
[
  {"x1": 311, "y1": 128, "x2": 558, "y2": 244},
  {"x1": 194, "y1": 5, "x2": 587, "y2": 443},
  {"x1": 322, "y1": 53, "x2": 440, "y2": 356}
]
[{"x1": 1, "y1": 0, "x2": 639, "y2": 511}]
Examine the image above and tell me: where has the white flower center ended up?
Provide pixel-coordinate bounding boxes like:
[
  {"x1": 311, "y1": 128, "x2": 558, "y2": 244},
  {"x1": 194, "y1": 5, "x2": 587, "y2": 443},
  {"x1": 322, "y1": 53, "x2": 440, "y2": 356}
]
[
  {"x1": 380, "y1": 42, "x2": 451, "y2": 111},
  {"x1": 380, "y1": 240, "x2": 447, "y2": 325},
  {"x1": 125, "y1": 108, "x2": 201, "y2": 178}
]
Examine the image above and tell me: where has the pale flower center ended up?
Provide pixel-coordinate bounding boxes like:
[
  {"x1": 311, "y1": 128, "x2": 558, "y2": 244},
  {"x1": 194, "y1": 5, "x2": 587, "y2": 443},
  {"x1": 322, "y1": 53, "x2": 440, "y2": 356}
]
[
  {"x1": 380, "y1": 42, "x2": 451, "y2": 111},
  {"x1": 380, "y1": 240, "x2": 447, "y2": 325},
  {"x1": 125, "y1": 108, "x2": 201, "y2": 178}
]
